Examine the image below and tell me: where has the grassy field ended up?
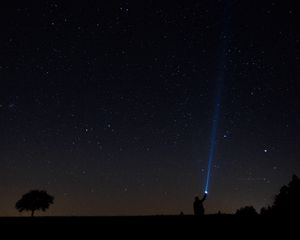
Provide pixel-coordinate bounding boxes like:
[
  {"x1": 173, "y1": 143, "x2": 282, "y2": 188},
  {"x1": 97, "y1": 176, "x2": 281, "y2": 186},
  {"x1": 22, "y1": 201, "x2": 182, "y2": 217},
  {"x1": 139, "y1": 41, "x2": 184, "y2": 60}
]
[
  {"x1": 0, "y1": 215, "x2": 292, "y2": 228},
  {"x1": 0, "y1": 214, "x2": 295, "y2": 238}
]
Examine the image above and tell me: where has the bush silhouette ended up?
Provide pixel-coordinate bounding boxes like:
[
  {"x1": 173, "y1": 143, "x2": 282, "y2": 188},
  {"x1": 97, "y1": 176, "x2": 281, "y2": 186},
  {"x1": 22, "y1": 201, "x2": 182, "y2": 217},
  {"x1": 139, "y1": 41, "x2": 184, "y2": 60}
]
[
  {"x1": 261, "y1": 175, "x2": 300, "y2": 215},
  {"x1": 236, "y1": 206, "x2": 258, "y2": 216},
  {"x1": 260, "y1": 206, "x2": 273, "y2": 216},
  {"x1": 16, "y1": 190, "x2": 54, "y2": 216}
]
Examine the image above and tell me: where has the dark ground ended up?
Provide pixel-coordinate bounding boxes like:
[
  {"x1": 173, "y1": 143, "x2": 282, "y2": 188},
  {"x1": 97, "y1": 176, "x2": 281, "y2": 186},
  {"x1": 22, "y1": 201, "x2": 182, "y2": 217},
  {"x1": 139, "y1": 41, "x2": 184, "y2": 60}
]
[{"x1": 0, "y1": 215, "x2": 296, "y2": 237}]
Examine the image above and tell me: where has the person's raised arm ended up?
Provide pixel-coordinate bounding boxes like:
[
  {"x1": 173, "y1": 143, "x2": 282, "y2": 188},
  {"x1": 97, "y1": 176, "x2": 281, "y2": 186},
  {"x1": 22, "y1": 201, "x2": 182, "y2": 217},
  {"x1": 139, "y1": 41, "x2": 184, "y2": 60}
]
[{"x1": 201, "y1": 193, "x2": 207, "y2": 202}]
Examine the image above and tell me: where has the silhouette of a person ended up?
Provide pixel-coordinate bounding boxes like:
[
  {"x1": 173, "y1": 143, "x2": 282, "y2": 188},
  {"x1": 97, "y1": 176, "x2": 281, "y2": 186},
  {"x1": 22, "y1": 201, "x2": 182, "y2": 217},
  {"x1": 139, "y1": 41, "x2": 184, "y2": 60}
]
[{"x1": 193, "y1": 193, "x2": 207, "y2": 216}]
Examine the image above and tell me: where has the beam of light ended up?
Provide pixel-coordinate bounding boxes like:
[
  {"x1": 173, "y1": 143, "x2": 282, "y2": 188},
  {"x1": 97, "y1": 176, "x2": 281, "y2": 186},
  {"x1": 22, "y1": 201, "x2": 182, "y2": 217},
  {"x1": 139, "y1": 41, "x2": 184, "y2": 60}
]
[
  {"x1": 203, "y1": 1, "x2": 232, "y2": 196},
  {"x1": 204, "y1": 79, "x2": 223, "y2": 194}
]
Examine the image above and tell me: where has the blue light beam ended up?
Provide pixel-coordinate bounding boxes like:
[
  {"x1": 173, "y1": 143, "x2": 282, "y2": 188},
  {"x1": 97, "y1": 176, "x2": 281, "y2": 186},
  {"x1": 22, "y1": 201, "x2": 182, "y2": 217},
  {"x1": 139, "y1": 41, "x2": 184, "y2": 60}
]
[
  {"x1": 204, "y1": 80, "x2": 223, "y2": 194},
  {"x1": 203, "y1": 0, "x2": 233, "y2": 196}
]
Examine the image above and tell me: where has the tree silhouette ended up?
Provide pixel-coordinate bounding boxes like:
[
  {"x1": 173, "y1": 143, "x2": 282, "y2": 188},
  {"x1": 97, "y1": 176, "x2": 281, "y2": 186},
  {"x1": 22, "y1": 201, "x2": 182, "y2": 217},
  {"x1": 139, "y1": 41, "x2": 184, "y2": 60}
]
[
  {"x1": 261, "y1": 175, "x2": 300, "y2": 215},
  {"x1": 15, "y1": 190, "x2": 54, "y2": 217},
  {"x1": 236, "y1": 206, "x2": 258, "y2": 216},
  {"x1": 273, "y1": 175, "x2": 300, "y2": 215},
  {"x1": 260, "y1": 206, "x2": 272, "y2": 216}
]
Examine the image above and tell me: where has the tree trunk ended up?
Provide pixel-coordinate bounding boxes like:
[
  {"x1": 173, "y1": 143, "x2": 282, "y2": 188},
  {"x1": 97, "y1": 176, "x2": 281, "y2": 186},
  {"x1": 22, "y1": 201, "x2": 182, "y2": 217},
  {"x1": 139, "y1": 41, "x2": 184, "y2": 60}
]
[{"x1": 31, "y1": 210, "x2": 35, "y2": 217}]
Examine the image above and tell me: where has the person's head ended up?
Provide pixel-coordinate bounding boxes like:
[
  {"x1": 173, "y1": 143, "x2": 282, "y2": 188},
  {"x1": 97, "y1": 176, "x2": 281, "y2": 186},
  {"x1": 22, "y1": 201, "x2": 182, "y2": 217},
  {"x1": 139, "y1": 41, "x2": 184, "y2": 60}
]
[{"x1": 195, "y1": 196, "x2": 199, "y2": 201}]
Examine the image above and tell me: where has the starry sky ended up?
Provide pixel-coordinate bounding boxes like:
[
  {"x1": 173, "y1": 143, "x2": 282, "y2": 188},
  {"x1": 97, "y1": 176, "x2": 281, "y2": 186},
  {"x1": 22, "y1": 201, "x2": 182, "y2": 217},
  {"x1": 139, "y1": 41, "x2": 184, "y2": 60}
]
[{"x1": 1, "y1": 1, "x2": 299, "y2": 216}]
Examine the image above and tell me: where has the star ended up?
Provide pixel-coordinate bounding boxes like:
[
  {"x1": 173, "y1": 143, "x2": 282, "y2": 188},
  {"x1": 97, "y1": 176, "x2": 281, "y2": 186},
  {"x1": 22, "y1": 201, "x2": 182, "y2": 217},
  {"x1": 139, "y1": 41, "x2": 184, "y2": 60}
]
[{"x1": 8, "y1": 103, "x2": 15, "y2": 108}]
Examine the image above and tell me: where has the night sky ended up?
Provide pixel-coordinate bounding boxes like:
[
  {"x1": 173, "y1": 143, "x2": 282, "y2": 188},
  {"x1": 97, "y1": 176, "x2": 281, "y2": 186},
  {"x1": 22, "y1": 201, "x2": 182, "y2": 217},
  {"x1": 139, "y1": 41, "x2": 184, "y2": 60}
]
[{"x1": 1, "y1": 1, "x2": 299, "y2": 216}]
